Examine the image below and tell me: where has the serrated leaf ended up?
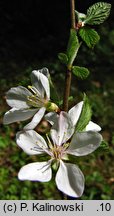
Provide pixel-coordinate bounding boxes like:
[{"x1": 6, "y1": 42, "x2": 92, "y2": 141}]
[
  {"x1": 85, "y1": 2, "x2": 111, "y2": 25},
  {"x1": 67, "y1": 29, "x2": 80, "y2": 66},
  {"x1": 79, "y1": 27, "x2": 100, "y2": 48},
  {"x1": 58, "y1": 53, "x2": 68, "y2": 65},
  {"x1": 72, "y1": 66, "x2": 90, "y2": 79},
  {"x1": 75, "y1": 94, "x2": 92, "y2": 131}
]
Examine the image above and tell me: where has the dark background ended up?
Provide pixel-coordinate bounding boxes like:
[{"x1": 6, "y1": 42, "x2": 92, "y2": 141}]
[{"x1": 0, "y1": 0, "x2": 113, "y2": 63}]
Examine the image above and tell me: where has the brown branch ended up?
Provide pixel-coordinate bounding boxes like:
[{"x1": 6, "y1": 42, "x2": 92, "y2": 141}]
[
  {"x1": 63, "y1": 0, "x2": 75, "y2": 112},
  {"x1": 70, "y1": 0, "x2": 76, "y2": 29},
  {"x1": 63, "y1": 68, "x2": 72, "y2": 112}
]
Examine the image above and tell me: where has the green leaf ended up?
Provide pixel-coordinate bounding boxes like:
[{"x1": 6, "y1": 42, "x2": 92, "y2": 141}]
[
  {"x1": 76, "y1": 94, "x2": 92, "y2": 131},
  {"x1": 58, "y1": 53, "x2": 68, "y2": 65},
  {"x1": 67, "y1": 29, "x2": 80, "y2": 66},
  {"x1": 79, "y1": 27, "x2": 100, "y2": 48},
  {"x1": 85, "y1": 2, "x2": 111, "y2": 25},
  {"x1": 58, "y1": 96, "x2": 74, "y2": 106},
  {"x1": 75, "y1": 10, "x2": 86, "y2": 23},
  {"x1": 98, "y1": 140, "x2": 109, "y2": 151},
  {"x1": 72, "y1": 66, "x2": 90, "y2": 79},
  {"x1": 94, "y1": 140, "x2": 109, "y2": 155}
]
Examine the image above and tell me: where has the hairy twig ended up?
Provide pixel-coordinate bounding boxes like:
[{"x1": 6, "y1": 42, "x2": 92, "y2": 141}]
[{"x1": 63, "y1": 0, "x2": 76, "y2": 112}]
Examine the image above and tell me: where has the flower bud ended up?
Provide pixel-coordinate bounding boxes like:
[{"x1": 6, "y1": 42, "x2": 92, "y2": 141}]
[{"x1": 46, "y1": 102, "x2": 60, "y2": 112}]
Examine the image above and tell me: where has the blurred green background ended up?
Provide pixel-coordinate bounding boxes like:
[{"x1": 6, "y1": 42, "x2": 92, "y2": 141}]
[{"x1": 0, "y1": 0, "x2": 114, "y2": 199}]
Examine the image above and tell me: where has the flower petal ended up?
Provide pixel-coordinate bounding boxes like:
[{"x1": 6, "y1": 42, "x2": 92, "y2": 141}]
[
  {"x1": 68, "y1": 101, "x2": 83, "y2": 126},
  {"x1": 45, "y1": 112, "x2": 59, "y2": 125},
  {"x1": 18, "y1": 161, "x2": 52, "y2": 182},
  {"x1": 50, "y1": 112, "x2": 74, "y2": 146},
  {"x1": 85, "y1": 121, "x2": 101, "y2": 132},
  {"x1": 6, "y1": 86, "x2": 32, "y2": 109},
  {"x1": 40, "y1": 67, "x2": 50, "y2": 78},
  {"x1": 31, "y1": 69, "x2": 50, "y2": 99},
  {"x1": 67, "y1": 131, "x2": 102, "y2": 156},
  {"x1": 24, "y1": 107, "x2": 46, "y2": 130},
  {"x1": 55, "y1": 161, "x2": 84, "y2": 198},
  {"x1": 39, "y1": 70, "x2": 50, "y2": 99},
  {"x1": 16, "y1": 130, "x2": 48, "y2": 155},
  {"x1": 31, "y1": 70, "x2": 44, "y2": 97},
  {"x1": 3, "y1": 108, "x2": 38, "y2": 124}
]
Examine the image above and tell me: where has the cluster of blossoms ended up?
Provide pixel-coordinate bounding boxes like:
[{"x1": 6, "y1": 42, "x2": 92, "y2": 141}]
[{"x1": 4, "y1": 68, "x2": 102, "y2": 198}]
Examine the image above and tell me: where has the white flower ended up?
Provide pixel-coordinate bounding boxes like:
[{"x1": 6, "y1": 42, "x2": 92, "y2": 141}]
[
  {"x1": 45, "y1": 101, "x2": 101, "y2": 132},
  {"x1": 16, "y1": 112, "x2": 102, "y2": 198},
  {"x1": 3, "y1": 68, "x2": 58, "y2": 130}
]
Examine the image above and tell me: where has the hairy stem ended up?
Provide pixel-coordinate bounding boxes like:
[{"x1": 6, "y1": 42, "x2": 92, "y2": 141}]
[
  {"x1": 70, "y1": 0, "x2": 76, "y2": 29},
  {"x1": 63, "y1": 0, "x2": 76, "y2": 112}
]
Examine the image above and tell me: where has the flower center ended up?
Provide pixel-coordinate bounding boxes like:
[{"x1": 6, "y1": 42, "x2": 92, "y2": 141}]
[
  {"x1": 50, "y1": 143, "x2": 69, "y2": 161},
  {"x1": 51, "y1": 146, "x2": 64, "y2": 160},
  {"x1": 27, "y1": 85, "x2": 48, "y2": 108}
]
